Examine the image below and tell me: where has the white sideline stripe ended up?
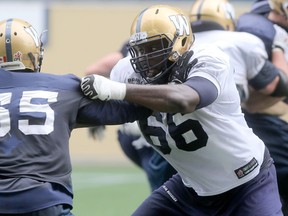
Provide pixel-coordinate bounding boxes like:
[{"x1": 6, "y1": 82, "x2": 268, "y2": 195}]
[{"x1": 72, "y1": 172, "x2": 147, "y2": 190}]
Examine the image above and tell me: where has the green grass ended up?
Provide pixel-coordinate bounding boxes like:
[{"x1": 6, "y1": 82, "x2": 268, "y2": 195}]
[{"x1": 71, "y1": 165, "x2": 150, "y2": 216}]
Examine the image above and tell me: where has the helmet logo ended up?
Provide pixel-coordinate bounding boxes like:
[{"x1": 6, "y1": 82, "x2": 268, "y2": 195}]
[
  {"x1": 169, "y1": 15, "x2": 190, "y2": 36},
  {"x1": 222, "y1": 2, "x2": 236, "y2": 20},
  {"x1": 130, "y1": 32, "x2": 148, "y2": 43},
  {"x1": 24, "y1": 26, "x2": 40, "y2": 47},
  {"x1": 13, "y1": 51, "x2": 22, "y2": 61},
  {"x1": 0, "y1": 56, "x2": 7, "y2": 63}
]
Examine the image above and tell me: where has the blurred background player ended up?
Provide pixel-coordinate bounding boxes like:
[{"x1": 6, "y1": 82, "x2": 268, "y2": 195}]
[
  {"x1": 84, "y1": 41, "x2": 176, "y2": 191},
  {"x1": 190, "y1": 0, "x2": 288, "y2": 109},
  {"x1": 190, "y1": 1, "x2": 288, "y2": 213},
  {"x1": 236, "y1": 0, "x2": 288, "y2": 214},
  {"x1": 81, "y1": 4, "x2": 283, "y2": 215},
  {"x1": 190, "y1": 0, "x2": 285, "y2": 107},
  {"x1": 0, "y1": 18, "x2": 151, "y2": 215}
]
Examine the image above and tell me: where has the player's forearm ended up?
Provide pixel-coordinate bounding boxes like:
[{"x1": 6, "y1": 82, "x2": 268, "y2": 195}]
[
  {"x1": 243, "y1": 89, "x2": 284, "y2": 113},
  {"x1": 80, "y1": 75, "x2": 199, "y2": 113},
  {"x1": 125, "y1": 84, "x2": 198, "y2": 113},
  {"x1": 272, "y1": 50, "x2": 288, "y2": 76}
]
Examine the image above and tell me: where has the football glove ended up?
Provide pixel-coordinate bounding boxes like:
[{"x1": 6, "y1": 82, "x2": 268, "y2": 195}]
[
  {"x1": 119, "y1": 122, "x2": 142, "y2": 136},
  {"x1": 169, "y1": 50, "x2": 198, "y2": 84},
  {"x1": 132, "y1": 136, "x2": 151, "y2": 150},
  {"x1": 81, "y1": 74, "x2": 126, "y2": 101},
  {"x1": 88, "y1": 125, "x2": 106, "y2": 140}
]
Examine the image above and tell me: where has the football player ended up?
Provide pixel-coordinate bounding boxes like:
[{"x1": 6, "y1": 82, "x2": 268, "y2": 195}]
[
  {"x1": 81, "y1": 5, "x2": 283, "y2": 215},
  {"x1": 237, "y1": 0, "x2": 288, "y2": 214},
  {"x1": 190, "y1": 0, "x2": 286, "y2": 106},
  {"x1": 0, "y1": 18, "x2": 151, "y2": 215}
]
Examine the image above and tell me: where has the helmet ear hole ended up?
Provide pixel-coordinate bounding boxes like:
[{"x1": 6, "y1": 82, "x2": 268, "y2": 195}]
[{"x1": 181, "y1": 37, "x2": 187, "y2": 47}]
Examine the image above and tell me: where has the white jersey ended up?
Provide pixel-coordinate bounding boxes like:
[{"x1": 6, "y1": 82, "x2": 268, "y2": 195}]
[
  {"x1": 194, "y1": 30, "x2": 268, "y2": 100},
  {"x1": 110, "y1": 44, "x2": 265, "y2": 196}
]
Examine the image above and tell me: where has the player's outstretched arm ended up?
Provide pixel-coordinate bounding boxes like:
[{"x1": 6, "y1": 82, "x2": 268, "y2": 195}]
[
  {"x1": 81, "y1": 74, "x2": 200, "y2": 114},
  {"x1": 124, "y1": 84, "x2": 199, "y2": 113}
]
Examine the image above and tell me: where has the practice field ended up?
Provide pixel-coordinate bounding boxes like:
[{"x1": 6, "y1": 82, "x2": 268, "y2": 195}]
[{"x1": 72, "y1": 165, "x2": 150, "y2": 216}]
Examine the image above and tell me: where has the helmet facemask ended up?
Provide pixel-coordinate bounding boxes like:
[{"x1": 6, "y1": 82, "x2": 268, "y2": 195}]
[
  {"x1": 128, "y1": 5, "x2": 194, "y2": 84},
  {"x1": 128, "y1": 33, "x2": 177, "y2": 84}
]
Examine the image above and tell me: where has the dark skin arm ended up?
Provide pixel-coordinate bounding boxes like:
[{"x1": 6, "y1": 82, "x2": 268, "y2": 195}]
[{"x1": 124, "y1": 84, "x2": 200, "y2": 114}]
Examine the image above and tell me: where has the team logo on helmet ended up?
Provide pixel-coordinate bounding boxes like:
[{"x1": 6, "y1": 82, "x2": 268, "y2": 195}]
[
  {"x1": 169, "y1": 15, "x2": 191, "y2": 36},
  {"x1": 0, "y1": 56, "x2": 7, "y2": 63},
  {"x1": 13, "y1": 51, "x2": 22, "y2": 61},
  {"x1": 130, "y1": 32, "x2": 148, "y2": 44},
  {"x1": 24, "y1": 26, "x2": 40, "y2": 47}
]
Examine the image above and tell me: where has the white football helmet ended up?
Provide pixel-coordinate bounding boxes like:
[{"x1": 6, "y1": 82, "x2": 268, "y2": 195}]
[
  {"x1": 128, "y1": 5, "x2": 194, "y2": 84},
  {"x1": 0, "y1": 18, "x2": 43, "y2": 72}
]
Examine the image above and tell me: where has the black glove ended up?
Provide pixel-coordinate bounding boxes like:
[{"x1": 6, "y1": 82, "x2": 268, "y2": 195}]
[
  {"x1": 81, "y1": 75, "x2": 99, "y2": 100},
  {"x1": 169, "y1": 50, "x2": 198, "y2": 84},
  {"x1": 88, "y1": 125, "x2": 106, "y2": 140}
]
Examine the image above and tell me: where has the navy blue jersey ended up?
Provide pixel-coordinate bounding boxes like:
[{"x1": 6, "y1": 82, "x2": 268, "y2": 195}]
[
  {"x1": 0, "y1": 69, "x2": 151, "y2": 213},
  {"x1": 236, "y1": 13, "x2": 275, "y2": 60}
]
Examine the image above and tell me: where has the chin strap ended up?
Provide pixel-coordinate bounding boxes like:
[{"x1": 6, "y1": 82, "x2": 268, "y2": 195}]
[
  {"x1": 37, "y1": 30, "x2": 48, "y2": 72},
  {"x1": 27, "y1": 30, "x2": 47, "y2": 72},
  {"x1": 28, "y1": 52, "x2": 37, "y2": 71}
]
